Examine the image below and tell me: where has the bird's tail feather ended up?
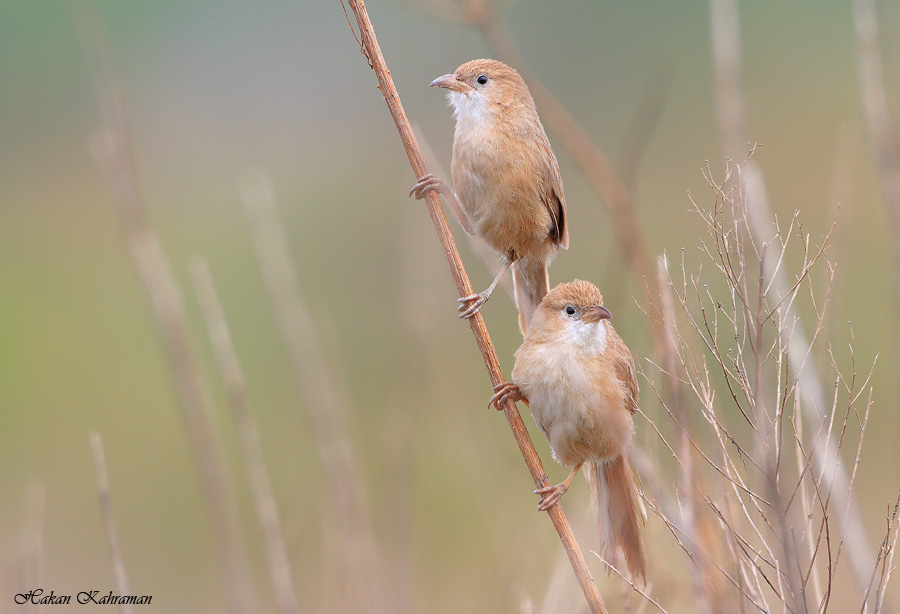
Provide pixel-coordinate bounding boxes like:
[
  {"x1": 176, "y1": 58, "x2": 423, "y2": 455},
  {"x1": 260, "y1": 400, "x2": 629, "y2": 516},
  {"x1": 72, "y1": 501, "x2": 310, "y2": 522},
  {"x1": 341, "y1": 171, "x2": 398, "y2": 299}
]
[
  {"x1": 512, "y1": 257, "x2": 549, "y2": 336},
  {"x1": 586, "y1": 455, "x2": 647, "y2": 584}
]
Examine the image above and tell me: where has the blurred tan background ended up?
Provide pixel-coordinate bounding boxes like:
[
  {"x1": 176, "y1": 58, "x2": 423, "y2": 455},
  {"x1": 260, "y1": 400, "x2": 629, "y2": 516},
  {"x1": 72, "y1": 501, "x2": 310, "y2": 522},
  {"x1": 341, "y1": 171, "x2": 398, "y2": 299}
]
[{"x1": 1, "y1": 1, "x2": 898, "y2": 612}]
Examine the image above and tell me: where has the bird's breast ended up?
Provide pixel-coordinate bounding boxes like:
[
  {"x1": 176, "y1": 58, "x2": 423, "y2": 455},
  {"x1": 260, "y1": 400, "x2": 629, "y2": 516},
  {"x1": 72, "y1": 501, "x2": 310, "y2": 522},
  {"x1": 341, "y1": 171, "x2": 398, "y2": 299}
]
[
  {"x1": 513, "y1": 342, "x2": 634, "y2": 466},
  {"x1": 451, "y1": 125, "x2": 553, "y2": 257}
]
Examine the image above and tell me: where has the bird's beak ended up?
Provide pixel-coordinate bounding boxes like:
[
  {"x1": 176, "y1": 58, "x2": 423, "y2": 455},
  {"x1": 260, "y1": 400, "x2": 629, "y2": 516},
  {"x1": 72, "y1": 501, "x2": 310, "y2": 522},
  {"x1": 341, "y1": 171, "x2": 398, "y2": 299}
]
[
  {"x1": 582, "y1": 305, "x2": 613, "y2": 324},
  {"x1": 430, "y1": 73, "x2": 472, "y2": 94}
]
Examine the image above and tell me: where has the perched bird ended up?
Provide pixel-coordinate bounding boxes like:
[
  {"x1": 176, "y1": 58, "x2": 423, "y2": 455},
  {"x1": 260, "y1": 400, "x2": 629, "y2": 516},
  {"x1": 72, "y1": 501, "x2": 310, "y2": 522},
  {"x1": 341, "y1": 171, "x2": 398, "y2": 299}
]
[
  {"x1": 411, "y1": 59, "x2": 568, "y2": 334},
  {"x1": 491, "y1": 280, "x2": 646, "y2": 582}
]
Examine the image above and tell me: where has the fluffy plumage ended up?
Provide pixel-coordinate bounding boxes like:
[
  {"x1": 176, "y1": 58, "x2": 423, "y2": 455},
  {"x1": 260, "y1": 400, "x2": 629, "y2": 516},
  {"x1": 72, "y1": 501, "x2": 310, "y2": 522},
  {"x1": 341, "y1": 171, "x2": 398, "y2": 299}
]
[
  {"x1": 507, "y1": 280, "x2": 646, "y2": 582},
  {"x1": 416, "y1": 59, "x2": 568, "y2": 333}
]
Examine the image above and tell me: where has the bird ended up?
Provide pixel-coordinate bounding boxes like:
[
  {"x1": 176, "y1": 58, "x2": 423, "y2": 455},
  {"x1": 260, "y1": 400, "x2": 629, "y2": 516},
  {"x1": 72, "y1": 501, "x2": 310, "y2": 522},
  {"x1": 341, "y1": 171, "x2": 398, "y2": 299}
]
[
  {"x1": 410, "y1": 59, "x2": 568, "y2": 335},
  {"x1": 490, "y1": 279, "x2": 647, "y2": 583}
]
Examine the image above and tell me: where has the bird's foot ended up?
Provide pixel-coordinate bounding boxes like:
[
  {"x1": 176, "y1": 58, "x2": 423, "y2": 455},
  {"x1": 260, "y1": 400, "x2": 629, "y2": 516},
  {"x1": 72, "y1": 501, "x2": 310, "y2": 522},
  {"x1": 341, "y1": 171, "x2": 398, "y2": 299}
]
[
  {"x1": 534, "y1": 481, "x2": 570, "y2": 511},
  {"x1": 409, "y1": 173, "x2": 449, "y2": 200},
  {"x1": 489, "y1": 381, "x2": 523, "y2": 411},
  {"x1": 457, "y1": 290, "x2": 491, "y2": 319}
]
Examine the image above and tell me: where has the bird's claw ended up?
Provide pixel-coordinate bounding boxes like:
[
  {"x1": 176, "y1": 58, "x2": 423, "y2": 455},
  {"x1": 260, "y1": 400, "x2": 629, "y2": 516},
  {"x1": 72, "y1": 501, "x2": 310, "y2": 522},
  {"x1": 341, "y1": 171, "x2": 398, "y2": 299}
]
[
  {"x1": 534, "y1": 482, "x2": 569, "y2": 511},
  {"x1": 457, "y1": 291, "x2": 489, "y2": 319},
  {"x1": 489, "y1": 381, "x2": 522, "y2": 411},
  {"x1": 409, "y1": 173, "x2": 446, "y2": 200}
]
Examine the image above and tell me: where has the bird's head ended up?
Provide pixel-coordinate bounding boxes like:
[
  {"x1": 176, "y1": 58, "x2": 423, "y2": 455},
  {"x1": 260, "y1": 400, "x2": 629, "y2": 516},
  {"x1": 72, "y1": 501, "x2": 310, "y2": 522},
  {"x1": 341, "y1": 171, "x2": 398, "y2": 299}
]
[
  {"x1": 531, "y1": 280, "x2": 612, "y2": 353},
  {"x1": 429, "y1": 59, "x2": 532, "y2": 123}
]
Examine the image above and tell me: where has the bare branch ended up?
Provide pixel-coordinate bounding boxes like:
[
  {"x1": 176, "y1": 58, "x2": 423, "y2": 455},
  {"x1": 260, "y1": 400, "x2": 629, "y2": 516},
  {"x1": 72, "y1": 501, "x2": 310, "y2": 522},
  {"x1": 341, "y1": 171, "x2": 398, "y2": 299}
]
[{"x1": 341, "y1": 1, "x2": 609, "y2": 611}]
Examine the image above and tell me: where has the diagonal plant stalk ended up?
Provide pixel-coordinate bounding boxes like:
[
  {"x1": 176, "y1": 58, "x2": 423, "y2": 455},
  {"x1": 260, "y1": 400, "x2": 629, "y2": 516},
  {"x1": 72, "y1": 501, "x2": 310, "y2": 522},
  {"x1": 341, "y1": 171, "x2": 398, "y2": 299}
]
[
  {"x1": 239, "y1": 174, "x2": 385, "y2": 614},
  {"x1": 189, "y1": 259, "x2": 300, "y2": 614},
  {"x1": 342, "y1": 1, "x2": 608, "y2": 612}
]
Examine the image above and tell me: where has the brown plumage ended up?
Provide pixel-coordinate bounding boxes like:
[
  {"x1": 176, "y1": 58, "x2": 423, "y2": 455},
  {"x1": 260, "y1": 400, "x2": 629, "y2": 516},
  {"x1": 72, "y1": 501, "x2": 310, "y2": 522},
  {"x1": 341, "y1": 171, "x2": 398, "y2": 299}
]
[
  {"x1": 411, "y1": 59, "x2": 568, "y2": 334},
  {"x1": 491, "y1": 280, "x2": 647, "y2": 583}
]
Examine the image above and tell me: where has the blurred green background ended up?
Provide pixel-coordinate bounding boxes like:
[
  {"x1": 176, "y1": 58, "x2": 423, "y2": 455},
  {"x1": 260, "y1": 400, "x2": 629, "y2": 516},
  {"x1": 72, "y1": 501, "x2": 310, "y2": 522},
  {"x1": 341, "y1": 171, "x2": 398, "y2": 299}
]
[{"x1": 1, "y1": 1, "x2": 898, "y2": 612}]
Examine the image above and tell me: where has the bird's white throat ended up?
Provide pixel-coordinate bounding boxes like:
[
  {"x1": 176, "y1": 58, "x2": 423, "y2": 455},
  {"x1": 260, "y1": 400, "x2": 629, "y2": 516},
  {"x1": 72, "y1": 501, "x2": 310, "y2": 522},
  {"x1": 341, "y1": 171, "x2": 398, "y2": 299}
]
[
  {"x1": 562, "y1": 319, "x2": 608, "y2": 355},
  {"x1": 448, "y1": 90, "x2": 491, "y2": 129}
]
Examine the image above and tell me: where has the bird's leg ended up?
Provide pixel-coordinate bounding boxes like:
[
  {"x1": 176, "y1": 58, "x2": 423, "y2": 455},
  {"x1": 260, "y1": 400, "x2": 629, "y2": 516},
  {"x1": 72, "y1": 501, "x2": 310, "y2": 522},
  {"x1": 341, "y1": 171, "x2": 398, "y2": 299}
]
[
  {"x1": 409, "y1": 173, "x2": 475, "y2": 236},
  {"x1": 457, "y1": 258, "x2": 513, "y2": 319},
  {"x1": 535, "y1": 462, "x2": 584, "y2": 511},
  {"x1": 489, "y1": 381, "x2": 528, "y2": 411}
]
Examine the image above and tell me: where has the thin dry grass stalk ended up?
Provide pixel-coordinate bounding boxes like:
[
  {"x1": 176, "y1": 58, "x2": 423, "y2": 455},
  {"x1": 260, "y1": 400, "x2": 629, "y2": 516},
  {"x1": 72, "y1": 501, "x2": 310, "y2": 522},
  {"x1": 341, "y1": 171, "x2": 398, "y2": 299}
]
[
  {"x1": 852, "y1": 0, "x2": 900, "y2": 279},
  {"x1": 189, "y1": 259, "x2": 300, "y2": 614},
  {"x1": 341, "y1": 1, "x2": 609, "y2": 611},
  {"x1": 592, "y1": 552, "x2": 669, "y2": 614},
  {"x1": 88, "y1": 432, "x2": 133, "y2": 614},
  {"x1": 868, "y1": 493, "x2": 900, "y2": 614},
  {"x1": 639, "y1": 155, "x2": 894, "y2": 613},
  {"x1": 647, "y1": 258, "x2": 719, "y2": 614},
  {"x1": 67, "y1": 3, "x2": 256, "y2": 612},
  {"x1": 239, "y1": 174, "x2": 385, "y2": 614},
  {"x1": 707, "y1": 0, "x2": 880, "y2": 602}
]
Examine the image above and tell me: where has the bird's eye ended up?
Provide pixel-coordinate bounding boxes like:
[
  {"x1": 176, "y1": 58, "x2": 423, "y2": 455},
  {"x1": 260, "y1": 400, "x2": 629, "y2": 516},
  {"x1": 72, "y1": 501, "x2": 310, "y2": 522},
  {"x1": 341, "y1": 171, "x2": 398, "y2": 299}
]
[
  {"x1": 564, "y1": 305, "x2": 576, "y2": 316},
  {"x1": 476, "y1": 74, "x2": 489, "y2": 85}
]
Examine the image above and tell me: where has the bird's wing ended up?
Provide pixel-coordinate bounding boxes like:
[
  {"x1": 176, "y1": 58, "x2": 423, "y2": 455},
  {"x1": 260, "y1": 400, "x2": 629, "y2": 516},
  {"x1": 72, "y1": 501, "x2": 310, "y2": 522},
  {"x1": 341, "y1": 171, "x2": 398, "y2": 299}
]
[
  {"x1": 543, "y1": 151, "x2": 569, "y2": 250},
  {"x1": 612, "y1": 334, "x2": 639, "y2": 415}
]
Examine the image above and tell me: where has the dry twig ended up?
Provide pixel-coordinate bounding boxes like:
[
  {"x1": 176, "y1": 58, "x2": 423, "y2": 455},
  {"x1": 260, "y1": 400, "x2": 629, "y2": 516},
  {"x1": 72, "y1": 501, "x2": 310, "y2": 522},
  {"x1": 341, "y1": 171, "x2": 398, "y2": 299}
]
[{"x1": 341, "y1": 1, "x2": 609, "y2": 611}]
